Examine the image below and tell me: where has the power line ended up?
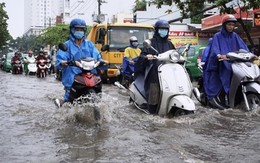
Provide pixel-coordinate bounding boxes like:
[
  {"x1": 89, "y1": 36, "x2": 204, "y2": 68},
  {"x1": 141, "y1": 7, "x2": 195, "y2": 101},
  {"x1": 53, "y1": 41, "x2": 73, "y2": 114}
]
[
  {"x1": 78, "y1": 0, "x2": 95, "y2": 15},
  {"x1": 70, "y1": 0, "x2": 85, "y2": 16},
  {"x1": 137, "y1": 9, "x2": 180, "y2": 23}
]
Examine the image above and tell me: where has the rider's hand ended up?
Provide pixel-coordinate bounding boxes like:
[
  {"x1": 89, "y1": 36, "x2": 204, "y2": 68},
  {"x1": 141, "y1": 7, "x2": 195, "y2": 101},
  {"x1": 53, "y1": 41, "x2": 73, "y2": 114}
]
[
  {"x1": 129, "y1": 60, "x2": 135, "y2": 64},
  {"x1": 103, "y1": 60, "x2": 109, "y2": 65},
  {"x1": 146, "y1": 54, "x2": 154, "y2": 60},
  {"x1": 61, "y1": 61, "x2": 68, "y2": 66},
  {"x1": 217, "y1": 54, "x2": 227, "y2": 60}
]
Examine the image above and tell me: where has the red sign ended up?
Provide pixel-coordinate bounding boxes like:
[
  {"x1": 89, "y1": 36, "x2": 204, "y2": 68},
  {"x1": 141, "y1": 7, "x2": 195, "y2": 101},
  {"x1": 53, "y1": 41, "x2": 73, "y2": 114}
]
[
  {"x1": 123, "y1": 19, "x2": 133, "y2": 23},
  {"x1": 253, "y1": 12, "x2": 260, "y2": 27},
  {"x1": 202, "y1": 8, "x2": 260, "y2": 30}
]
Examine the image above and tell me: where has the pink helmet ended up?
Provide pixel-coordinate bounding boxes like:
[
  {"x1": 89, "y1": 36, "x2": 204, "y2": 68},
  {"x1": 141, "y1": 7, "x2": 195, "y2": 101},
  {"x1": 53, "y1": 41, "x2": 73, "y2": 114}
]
[{"x1": 222, "y1": 14, "x2": 237, "y2": 25}]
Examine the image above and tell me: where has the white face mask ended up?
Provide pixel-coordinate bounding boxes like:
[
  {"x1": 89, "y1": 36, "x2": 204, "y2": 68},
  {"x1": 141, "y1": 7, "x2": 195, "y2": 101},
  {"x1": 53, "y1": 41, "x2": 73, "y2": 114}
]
[{"x1": 158, "y1": 29, "x2": 168, "y2": 38}]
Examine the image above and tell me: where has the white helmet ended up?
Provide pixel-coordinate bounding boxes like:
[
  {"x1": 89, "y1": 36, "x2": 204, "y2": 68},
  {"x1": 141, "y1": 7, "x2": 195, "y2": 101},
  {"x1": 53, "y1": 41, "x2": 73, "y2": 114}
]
[{"x1": 129, "y1": 36, "x2": 138, "y2": 42}]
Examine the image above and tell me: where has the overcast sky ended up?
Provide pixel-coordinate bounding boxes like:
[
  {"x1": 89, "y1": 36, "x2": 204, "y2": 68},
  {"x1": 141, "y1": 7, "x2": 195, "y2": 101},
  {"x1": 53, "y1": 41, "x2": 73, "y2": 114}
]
[{"x1": 0, "y1": 0, "x2": 136, "y2": 39}]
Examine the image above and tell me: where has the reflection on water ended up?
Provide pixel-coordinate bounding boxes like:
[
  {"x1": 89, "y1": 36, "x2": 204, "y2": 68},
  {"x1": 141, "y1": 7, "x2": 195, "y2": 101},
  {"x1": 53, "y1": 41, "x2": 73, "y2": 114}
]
[{"x1": 0, "y1": 71, "x2": 260, "y2": 163}]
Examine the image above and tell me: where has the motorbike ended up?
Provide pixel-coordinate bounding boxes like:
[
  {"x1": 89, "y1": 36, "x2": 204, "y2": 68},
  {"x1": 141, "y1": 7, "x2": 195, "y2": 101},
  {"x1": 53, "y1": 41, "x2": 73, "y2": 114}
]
[
  {"x1": 12, "y1": 60, "x2": 23, "y2": 74},
  {"x1": 128, "y1": 40, "x2": 196, "y2": 117},
  {"x1": 55, "y1": 43, "x2": 106, "y2": 105},
  {"x1": 194, "y1": 50, "x2": 260, "y2": 111},
  {"x1": 37, "y1": 59, "x2": 49, "y2": 78},
  {"x1": 118, "y1": 57, "x2": 138, "y2": 89},
  {"x1": 26, "y1": 57, "x2": 37, "y2": 75},
  {"x1": 67, "y1": 58, "x2": 103, "y2": 103}
]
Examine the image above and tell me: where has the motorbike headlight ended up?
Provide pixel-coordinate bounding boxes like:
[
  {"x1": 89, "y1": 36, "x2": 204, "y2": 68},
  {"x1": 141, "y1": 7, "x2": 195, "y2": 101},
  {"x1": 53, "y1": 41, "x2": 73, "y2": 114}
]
[
  {"x1": 169, "y1": 51, "x2": 180, "y2": 61},
  {"x1": 81, "y1": 60, "x2": 95, "y2": 70}
]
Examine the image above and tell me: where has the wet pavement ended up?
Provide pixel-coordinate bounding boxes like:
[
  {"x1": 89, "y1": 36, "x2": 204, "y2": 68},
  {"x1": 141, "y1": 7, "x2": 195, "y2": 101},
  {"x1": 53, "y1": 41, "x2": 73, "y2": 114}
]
[{"x1": 0, "y1": 70, "x2": 260, "y2": 163}]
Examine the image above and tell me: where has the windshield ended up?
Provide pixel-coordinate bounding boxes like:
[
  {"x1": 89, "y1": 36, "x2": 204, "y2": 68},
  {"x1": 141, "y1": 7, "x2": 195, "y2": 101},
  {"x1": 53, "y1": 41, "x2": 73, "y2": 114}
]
[{"x1": 108, "y1": 26, "x2": 154, "y2": 50}]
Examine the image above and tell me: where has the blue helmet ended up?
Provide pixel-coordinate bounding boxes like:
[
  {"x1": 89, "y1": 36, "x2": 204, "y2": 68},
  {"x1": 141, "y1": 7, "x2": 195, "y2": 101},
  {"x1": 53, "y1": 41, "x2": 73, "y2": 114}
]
[
  {"x1": 154, "y1": 20, "x2": 170, "y2": 29},
  {"x1": 70, "y1": 18, "x2": 86, "y2": 33},
  {"x1": 70, "y1": 18, "x2": 86, "y2": 29}
]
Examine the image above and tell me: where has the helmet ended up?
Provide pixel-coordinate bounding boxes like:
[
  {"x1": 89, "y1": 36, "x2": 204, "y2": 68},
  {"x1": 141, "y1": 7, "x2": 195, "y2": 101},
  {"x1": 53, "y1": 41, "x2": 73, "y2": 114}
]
[
  {"x1": 70, "y1": 18, "x2": 86, "y2": 39},
  {"x1": 39, "y1": 50, "x2": 44, "y2": 55},
  {"x1": 129, "y1": 36, "x2": 138, "y2": 42},
  {"x1": 70, "y1": 18, "x2": 86, "y2": 30},
  {"x1": 222, "y1": 14, "x2": 237, "y2": 25},
  {"x1": 28, "y1": 50, "x2": 33, "y2": 55},
  {"x1": 154, "y1": 20, "x2": 170, "y2": 29}
]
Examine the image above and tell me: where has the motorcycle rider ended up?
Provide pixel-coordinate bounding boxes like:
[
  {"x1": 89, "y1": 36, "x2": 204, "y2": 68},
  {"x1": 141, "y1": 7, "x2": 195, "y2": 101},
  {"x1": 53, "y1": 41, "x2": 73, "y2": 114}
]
[
  {"x1": 201, "y1": 38, "x2": 213, "y2": 64},
  {"x1": 36, "y1": 50, "x2": 48, "y2": 77},
  {"x1": 124, "y1": 36, "x2": 141, "y2": 64},
  {"x1": 11, "y1": 51, "x2": 23, "y2": 74},
  {"x1": 135, "y1": 19, "x2": 175, "y2": 114},
  {"x1": 55, "y1": 18, "x2": 107, "y2": 107},
  {"x1": 203, "y1": 14, "x2": 249, "y2": 109},
  {"x1": 24, "y1": 50, "x2": 35, "y2": 75},
  {"x1": 122, "y1": 36, "x2": 141, "y2": 83}
]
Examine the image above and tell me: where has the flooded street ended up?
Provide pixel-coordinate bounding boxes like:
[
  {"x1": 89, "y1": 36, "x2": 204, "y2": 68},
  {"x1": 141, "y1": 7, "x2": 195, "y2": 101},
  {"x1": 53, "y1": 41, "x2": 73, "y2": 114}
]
[{"x1": 0, "y1": 70, "x2": 260, "y2": 163}]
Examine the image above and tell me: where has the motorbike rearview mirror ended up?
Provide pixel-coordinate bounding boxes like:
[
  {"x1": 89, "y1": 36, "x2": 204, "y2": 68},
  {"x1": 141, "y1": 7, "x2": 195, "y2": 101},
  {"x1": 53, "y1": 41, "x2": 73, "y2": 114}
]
[
  {"x1": 101, "y1": 44, "x2": 109, "y2": 51},
  {"x1": 143, "y1": 39, "x2": 159, "y2": 55},
  {"x1": 58, "y1": 43, "x2": 67, "y2": 52},
  {"x1": 143, "y1": 39, "x2": 151, "y2": 49},
  {"x1": 185, "y1": 43, "x2": 191, "y2": 51}
]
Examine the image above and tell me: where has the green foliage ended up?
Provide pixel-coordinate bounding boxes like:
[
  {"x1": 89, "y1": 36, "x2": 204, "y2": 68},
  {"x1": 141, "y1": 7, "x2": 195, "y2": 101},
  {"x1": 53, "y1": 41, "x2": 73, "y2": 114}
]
[
  {"x1": 40, "y1": 24, "x2": 70, "y2": 47},
  {"x1": 133, "y1": 0, "x2": 147, "y2": 12},
  {"x1": 148, "y1": 0, "x2": 260, "y2": 18},
  {"x1": 191, "y1": 14, "x2": 204, "y2": 24},
  {"x1": 9, "y1": 24, "x2": 93, "y2": 52},
  {"x1": 0, "y1": 3, "x2": 11, "y2": 50}
]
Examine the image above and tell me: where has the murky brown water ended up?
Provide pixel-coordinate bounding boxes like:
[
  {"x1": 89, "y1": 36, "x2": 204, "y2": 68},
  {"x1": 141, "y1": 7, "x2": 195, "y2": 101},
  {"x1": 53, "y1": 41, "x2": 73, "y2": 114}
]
[{"x1": 0, "y1": 70, "x2": 260, "y2": 163}]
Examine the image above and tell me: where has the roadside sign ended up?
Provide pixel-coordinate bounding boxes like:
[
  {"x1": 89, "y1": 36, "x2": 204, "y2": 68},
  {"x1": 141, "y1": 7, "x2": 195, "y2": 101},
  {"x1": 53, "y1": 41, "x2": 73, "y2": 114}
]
[{"x1": 253, "y1": 12, "x2": 260, "y2": 27}]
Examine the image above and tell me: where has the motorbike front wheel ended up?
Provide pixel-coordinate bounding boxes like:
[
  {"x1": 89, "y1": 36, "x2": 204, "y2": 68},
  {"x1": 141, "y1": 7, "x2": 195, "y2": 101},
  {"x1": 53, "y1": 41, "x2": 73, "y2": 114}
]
[
  {"x1": 246, "y1": 93, "x2": 260, "y2": 110},
  {"x1": 168, "y1": 108, "x2": 194, "y2": 118}
]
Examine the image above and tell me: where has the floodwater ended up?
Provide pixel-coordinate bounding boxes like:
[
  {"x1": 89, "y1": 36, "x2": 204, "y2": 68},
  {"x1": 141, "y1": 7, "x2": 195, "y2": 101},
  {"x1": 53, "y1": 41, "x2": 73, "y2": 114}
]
[{"x1": 0, "y1": 70, "x2": 260, "y2": 163}]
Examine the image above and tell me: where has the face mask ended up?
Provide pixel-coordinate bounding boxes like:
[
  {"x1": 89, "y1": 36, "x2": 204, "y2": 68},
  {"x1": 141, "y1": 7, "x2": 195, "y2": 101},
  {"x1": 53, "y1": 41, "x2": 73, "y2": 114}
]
[
  {"x1": 73, "y1": 31, "x2": 85, "y2": 39},
  {"x1": 131, "y1": 42, "x2": 139, "y2": 48},
  {"x1": 158, "y1": 29, "x2": 168, "y2": 38}
]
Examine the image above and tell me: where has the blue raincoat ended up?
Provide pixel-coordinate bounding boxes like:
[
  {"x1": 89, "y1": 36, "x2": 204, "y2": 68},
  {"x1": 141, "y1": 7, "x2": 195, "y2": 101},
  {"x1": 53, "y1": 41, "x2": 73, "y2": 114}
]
[
  {"x1": 201, "y1": 38, "x2": 213, "y2": 63},
  {"x1": 56, "y1": 35, "x2": 103, "y2": 101},
  {"x1": 122, "y1": 57, "x2": 138, "y2": 79},
  {"x1": 203, "y1": 27, "x2": 248, "y2": 99}
]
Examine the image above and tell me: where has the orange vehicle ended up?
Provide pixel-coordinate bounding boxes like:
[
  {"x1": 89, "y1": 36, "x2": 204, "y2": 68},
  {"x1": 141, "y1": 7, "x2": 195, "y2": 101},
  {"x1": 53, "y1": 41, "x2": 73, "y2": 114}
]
[{"x1": 87, "y1": 23, "x2": 154, "y2": 83}]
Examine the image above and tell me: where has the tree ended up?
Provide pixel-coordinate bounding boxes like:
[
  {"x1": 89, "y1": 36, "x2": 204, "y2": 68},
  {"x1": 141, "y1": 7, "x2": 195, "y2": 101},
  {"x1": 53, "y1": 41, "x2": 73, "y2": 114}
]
[
  {"x1": 133, "y1": 0, "x2": 147, "y2": 12},
  {"x1": 9, "y1": 24, "x2": 93, "y2": 53},
  {"x1": 0, "y1": 3, "x2": 11, "y2": 50},
  {"x1": 40, "y1": 24, "x2": 70, "y2": 47},
  {"x1": 149, "y1": 0, "x2": 260, "y2": 19}
]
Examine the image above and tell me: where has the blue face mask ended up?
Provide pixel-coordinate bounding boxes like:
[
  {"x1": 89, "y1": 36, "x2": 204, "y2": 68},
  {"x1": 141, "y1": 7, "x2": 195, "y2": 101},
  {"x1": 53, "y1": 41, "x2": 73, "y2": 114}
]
[
  {"x1": 158, "y1": 29, "x2": 168, "y2": 38},
  {"x1": 73, "y1": 31, "x2": 85, "y2": 39}
]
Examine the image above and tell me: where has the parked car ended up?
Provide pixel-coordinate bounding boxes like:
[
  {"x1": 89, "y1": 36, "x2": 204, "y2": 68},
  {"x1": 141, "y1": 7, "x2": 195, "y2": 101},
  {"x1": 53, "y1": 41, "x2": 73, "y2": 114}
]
[
  {"x1": 2, "y1": 52, "x2": 15, "y2": 72},
  {"x1": 176, "y1": 45, "x2": 205, "y2": 80}
]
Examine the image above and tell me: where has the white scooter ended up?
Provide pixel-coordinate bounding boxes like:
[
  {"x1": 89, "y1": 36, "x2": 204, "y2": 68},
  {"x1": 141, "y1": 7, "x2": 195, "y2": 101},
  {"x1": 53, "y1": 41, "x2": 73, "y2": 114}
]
[
  {"x1": 128, "y1": 40, "x2": 196, "y2": 117},
  {"x1": 26, "y1": 57, "x2": 37, "y2": 75},
  {"x1": 194, "y1": 50, "x2": 260, "y2": 110}
]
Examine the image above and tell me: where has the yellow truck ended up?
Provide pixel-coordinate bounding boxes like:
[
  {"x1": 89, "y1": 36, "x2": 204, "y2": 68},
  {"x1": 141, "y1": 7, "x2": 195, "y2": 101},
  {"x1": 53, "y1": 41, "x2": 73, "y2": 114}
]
[{"x1": 87, "y1": 23, "x2": 154, "y2": 83}]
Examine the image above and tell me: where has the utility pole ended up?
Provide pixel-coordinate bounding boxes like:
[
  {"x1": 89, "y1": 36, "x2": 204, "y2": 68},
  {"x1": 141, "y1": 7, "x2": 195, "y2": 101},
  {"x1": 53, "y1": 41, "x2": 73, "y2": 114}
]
[
  {"x1": 96, "y1": 0, "x2": 106, "y2": 23},
  {"x1": 98, "y1": 0, "x2": 101, "y2": 15}
]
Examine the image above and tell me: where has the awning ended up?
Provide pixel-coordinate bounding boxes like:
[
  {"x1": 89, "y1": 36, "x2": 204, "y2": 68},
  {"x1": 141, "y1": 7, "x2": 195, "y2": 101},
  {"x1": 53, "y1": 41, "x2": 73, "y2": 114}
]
[
  {"x1": 187, "y1": 24, "x2": 201, "y2": 30},
  {"x1": 201, "y1": 8, "x2": 260, "y2": 31}
]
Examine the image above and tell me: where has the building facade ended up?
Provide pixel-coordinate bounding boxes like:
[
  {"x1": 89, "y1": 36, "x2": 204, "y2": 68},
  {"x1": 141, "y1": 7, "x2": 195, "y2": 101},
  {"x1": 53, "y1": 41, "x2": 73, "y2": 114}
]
[{"x1": 24, "y1": 0, "x2": 62, "y2": 36}]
